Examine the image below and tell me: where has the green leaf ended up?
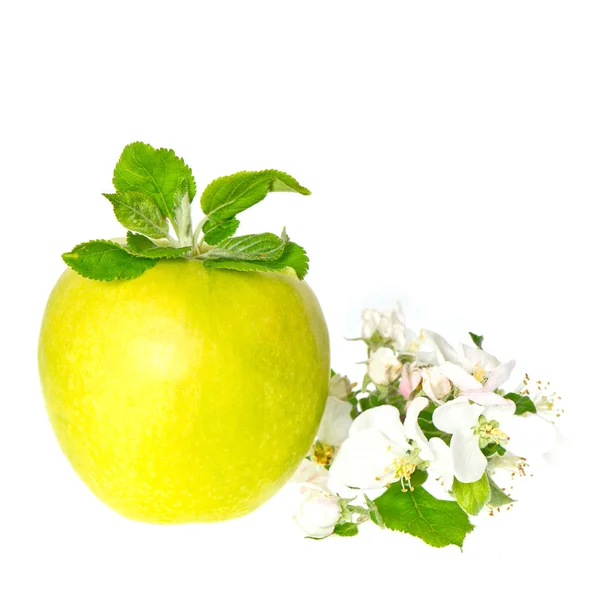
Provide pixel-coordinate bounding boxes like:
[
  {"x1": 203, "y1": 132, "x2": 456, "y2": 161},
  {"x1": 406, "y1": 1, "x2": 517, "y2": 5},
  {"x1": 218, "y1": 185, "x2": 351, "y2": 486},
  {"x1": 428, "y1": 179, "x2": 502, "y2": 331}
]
[
  {"x1": 62, "y1": 240, "x2": 157, "y2": 281},
  {"x1": 333, "y1": 522, "x2": 359, "y2": 537},
  {"x1": 203, "y1": 240, "x2": 309, "y2": 280},
  {"x1": 417, "y1": 403, "x2": 452, "y2": 443},
  {"x1": 374, "y1": 484, "x2": 474, "y2": 549},
  {"x1": 504, "y1": 392, "x2": 537, "y2": 416},
  {"x1": 452, "y1": 474, "x2": 491, "y2": 516},
  {"x1": 126, "y1": 232, "x2": 191, "y2": 258},
  {"x1": 203, "y1": 231, "x2": 287, "y2": 262},
  {"x1": 487, "y1": 476, "x2": 515, "y2": 508},
  {"x1": 202, "y1": 217, "x2": 240, "y2": 245},
  {"x1": 200, "y1": 169, "x2": 310, "y2": 224},
  {"x1": 112, "y1": 142, "x2": 196, "y2": 221},
  {"x1": 103, "y1": 191, "x2": 169, "y2": 239},
  {"x1": 469, "y1": 332, "x2": 484, "y2": 349}
]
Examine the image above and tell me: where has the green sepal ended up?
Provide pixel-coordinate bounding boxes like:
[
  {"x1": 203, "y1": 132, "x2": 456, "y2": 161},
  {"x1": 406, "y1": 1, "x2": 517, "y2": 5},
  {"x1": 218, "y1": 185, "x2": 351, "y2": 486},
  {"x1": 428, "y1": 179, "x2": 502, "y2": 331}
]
[
  {"x1": 487, "y1": 476, "x2": 515, "y2": 508},
  {"x1": 410, "y1": 468, "x2": 429, "y2": 488},
  {"x1": 333, "y1": 522, "x2": 359, "y2": 537}
]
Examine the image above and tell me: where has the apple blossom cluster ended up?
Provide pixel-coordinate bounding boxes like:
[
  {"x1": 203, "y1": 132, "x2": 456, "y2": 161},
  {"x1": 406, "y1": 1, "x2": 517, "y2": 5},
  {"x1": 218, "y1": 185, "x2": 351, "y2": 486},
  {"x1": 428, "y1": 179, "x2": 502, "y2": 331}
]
[{"x1": 290, "y1": 306, "x2": 561, "y2": 548}]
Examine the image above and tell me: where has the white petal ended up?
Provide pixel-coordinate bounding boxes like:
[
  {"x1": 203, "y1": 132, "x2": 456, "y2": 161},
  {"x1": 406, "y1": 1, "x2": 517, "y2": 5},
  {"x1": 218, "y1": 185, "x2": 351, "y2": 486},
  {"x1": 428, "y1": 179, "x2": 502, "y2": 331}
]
[
  {"x1": 317, "y1": 396, "x2": 353, "y2": 447},
  {"x1": 291, "y1": 459, "x2": 330, "y2": 487},
  {"x1": 423, "y1": 330, "x2": 461, "y2": 365},
  {"x1": 361, "y1": 308, "x2": 380, "y2": 339},
  {"x1": 349, "y1": 405, "x2": 410, "y2": 451},
  {"x1": 428, "y1": 437, "x2": 455, "y2": 489},
  {"x1": 404, "y1": 397, "x2": 433, "y2": 460},
  {"x1": 329, "y1": 429, "x2": 400, "y2": 489},
  {"x1": 483, "y1": 401, "x2": 516, "y2": 424},
  {"x1": 461, "y1": 344, "x2": 501, "y2": 371},
  {"x1": 505, "y1": 414, "x2": 557, "y2": 457},
  {"x1": 451, "y1": 431, "x2": 488, "y2": 483},
  {"x1": 432, "y1": 399, "x2": 484, "y2": 434},
  {"x1": 462, "y1": 390, "x2": 512, "y2": 405},
  {"x1": 484, "y1": 360, "x2": 516, "y2": 391},
  {"x1": 438, "y1": 362, "x2": 482, "y2": 391}
]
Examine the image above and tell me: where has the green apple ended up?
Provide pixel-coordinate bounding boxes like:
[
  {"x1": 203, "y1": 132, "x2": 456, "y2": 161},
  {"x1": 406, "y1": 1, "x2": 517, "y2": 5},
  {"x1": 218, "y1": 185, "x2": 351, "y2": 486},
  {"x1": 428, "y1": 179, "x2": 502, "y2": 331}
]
[{"x1": 38, "y1": 259, "x2": 330, "y2": 523}]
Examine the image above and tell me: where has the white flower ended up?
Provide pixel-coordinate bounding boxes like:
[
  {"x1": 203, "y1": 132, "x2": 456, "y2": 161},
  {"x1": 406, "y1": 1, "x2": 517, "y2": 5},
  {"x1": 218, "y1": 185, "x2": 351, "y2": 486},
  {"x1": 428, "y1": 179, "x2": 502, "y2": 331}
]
[
  {"x1": 432, "y1": 399, "x2": 500, "y2": 483},
  {"x1": 368, "y1": 347, "x2": 402, "y2": 385},
  {"x1": 291, "y1": 459, "x2": 341, "y2": 538},
  {"x1": 432, "y1": 398, "x2": 556, "y2": 483},
  {"x1": 294, "y1": 486, "x2": 342, "y2": 538},
  {"x1": 317, "y1": 396, "x2": 353, "y2": 448},
  {"x1": 361, "y1": 306, "x2": 405, "y2": 350},
  {"x1": 438, "y1": 359, "x2": 516, "y2": 405},
  {"x1": 460, "y1": 344, "x2": 501, "y2": 380},
  {"x1": 328, "y1": 374, "x2": 353, "y2": 401},
  {"x1": 329, "y1": 404, "x2": 426, "y2": 490}
]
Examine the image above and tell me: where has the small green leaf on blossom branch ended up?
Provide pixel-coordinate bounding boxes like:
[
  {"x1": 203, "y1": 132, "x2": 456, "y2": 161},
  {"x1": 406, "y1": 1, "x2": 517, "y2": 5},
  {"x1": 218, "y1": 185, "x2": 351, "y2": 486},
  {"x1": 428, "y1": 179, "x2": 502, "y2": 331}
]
[
  {"x1": 504, "y1": 392, "x2": 537, "y2": 416},
  {"x1": 62, "y1": 240, "x2": 157, "y2": 281},
  {"x1": 333, "y1": 522, "x2": 359, "y2": 537},
  {"x1": 364, "y1": 495, "x2": 384, "y2": 528},
  {"x1": 200, "y1": 170, "x2": 310, "y2": 227},
  {"x1": 487, "y1": 476, "x2": 515, "y2": 508},
  {"x1": 126, "y1": 232, "x2": 191, "y2": 258},
  {"x1": 203, "y1": 241, "x2": 309, "y2": 280},
  {"x1": 103, "y1": 191, "x2": 169, "y2": 239},
  {"x1": 112, "y1": 142, "x2": 197, "y2": 221},
  {"x1": 417, "y1": 403, "x2": 452, "y2": 443},
  {"x1": 203, "y1": 231, "x2": 287, "y2": 262},
  {"x1": 452, "y1": 474, "x2": 491, "y2": 516},
  {"x1": 374, "y1": 484, "x2": 474, "y2": 549},
  {"x1": 202, "y1": 217, "x2": 240, "y2": 245},
  {"x1": 469, "y1": 332, "x2": 484, "y2": 349}
]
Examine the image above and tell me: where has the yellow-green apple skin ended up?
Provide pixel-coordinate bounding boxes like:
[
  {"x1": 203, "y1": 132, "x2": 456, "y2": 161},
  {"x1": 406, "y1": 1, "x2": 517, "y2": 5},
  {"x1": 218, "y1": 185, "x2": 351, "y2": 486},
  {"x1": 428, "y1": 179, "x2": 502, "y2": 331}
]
[{"x1": 38, "y1": 260, "x2": 330, "y2": 523}]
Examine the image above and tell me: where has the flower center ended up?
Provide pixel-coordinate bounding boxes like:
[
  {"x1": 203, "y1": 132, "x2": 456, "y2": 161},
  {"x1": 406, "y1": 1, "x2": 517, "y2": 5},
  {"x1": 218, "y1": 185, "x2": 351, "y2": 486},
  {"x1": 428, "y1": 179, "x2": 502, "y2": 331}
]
[
  {"x1": 312, "y1": 441, "x2": 335, "y2": 466},
  {"x1": 392, "y1": 457, "x2": 417, "y2": 481},
  {"x1": 474, "y1": 415, "x2": 508, "y2": 448},
  {"x1": 473, "y1": 365, "x2": 486, "y2": 383}
]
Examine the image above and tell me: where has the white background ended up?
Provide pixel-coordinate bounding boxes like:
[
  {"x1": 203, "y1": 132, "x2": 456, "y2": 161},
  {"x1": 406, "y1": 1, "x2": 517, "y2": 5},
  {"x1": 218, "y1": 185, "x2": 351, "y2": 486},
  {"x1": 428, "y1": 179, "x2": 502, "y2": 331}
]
[{"x1": 1, "y1": 1, "x2": 598, "y2": 598}]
